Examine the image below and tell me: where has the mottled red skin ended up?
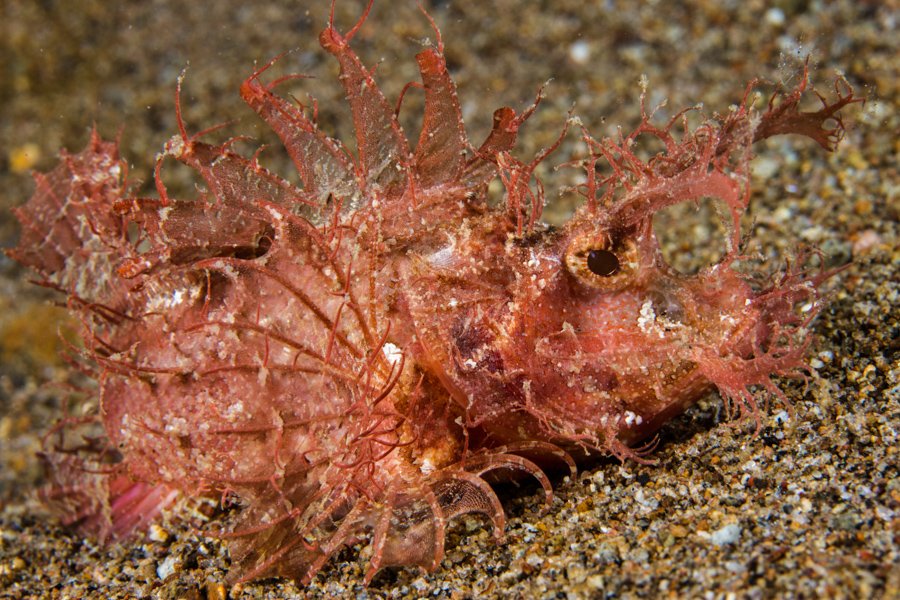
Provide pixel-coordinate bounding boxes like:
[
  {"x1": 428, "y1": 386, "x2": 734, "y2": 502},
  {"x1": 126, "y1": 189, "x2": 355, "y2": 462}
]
[{"x1": 9, "y1": 4, "x2": 860, "y2": 586}]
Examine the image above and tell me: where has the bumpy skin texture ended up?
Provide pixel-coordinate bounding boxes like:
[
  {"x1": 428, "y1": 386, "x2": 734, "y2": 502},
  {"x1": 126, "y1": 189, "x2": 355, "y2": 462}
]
[{"x1": 9, "y1": 6, "x2": 860, "y2": 586}]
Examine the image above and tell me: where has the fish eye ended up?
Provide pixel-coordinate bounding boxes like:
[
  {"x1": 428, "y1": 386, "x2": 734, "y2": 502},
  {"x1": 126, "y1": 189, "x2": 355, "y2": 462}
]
[
  {"x1": 565, "y1": 234, "x2": 638, "y2": 291},
  {"x1": 587, "y1": 249, "x2": 619, "y2": 276}
]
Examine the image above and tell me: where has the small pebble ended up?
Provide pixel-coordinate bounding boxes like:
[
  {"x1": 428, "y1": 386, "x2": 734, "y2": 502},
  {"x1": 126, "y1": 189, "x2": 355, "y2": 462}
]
[
  {"x1": 569, "y1": 40, "x2": 591, "y2": 65},
  {"x1": 148, "y1": 524, "x2": 169, "y2": 543},
  {"x1": 156, "y1": 555, "x2": 179, "y2": 580},
  {"x1": 764, "y1": 8, "x2": 785, "y2": 26},
  {"x1": 710, "y1": 523, "x2": 742, "y2": 546}
]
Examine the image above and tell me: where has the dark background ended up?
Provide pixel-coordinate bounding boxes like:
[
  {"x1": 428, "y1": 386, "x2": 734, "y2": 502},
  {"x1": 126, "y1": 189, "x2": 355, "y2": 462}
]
[{"x1": 0, "y1": 1, "x2": 896, "y2": 597}]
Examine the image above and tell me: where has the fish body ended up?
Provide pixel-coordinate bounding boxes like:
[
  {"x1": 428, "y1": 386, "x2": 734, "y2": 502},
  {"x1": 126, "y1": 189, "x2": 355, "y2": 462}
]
[{"x1": 8, "y1": 5, "x2": 859, "y2": 585}]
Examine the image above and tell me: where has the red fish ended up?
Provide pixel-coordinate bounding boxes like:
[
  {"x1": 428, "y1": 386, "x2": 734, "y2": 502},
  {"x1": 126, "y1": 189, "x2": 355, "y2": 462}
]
[{"x1": 8, "y1": 2, "x2": 860, "y2": 585}]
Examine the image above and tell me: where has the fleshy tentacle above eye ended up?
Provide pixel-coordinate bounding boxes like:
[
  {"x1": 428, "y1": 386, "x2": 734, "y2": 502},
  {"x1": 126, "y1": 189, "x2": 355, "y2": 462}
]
[
  {"x1": 239, "y1": 58, "x2": 358, "y2": 208},
  {"x1": 319, "y1": 2, "x2": 412, "y2": 199}
]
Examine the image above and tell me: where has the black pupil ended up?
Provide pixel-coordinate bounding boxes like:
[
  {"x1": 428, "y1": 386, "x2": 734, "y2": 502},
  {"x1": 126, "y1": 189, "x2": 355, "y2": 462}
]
[{"x1": 587, "y1": 249, "x2": 619, "y2": 276}]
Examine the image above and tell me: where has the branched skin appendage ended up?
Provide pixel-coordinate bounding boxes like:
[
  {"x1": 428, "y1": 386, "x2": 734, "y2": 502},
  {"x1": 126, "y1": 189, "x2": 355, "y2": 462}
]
[{"x1": 8, "y1": 3, "x2": 861, "y2": 587}]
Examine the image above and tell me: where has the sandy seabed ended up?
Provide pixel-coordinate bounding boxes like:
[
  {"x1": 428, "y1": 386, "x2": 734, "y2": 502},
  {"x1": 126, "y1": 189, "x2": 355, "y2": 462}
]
[{"x1": 0, "y1": 1, "x2": 897, "y2": 598}]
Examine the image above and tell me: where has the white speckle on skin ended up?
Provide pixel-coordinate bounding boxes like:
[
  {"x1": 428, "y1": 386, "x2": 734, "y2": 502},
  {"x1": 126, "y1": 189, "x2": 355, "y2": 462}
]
[
  {"x1": 382, "y1": 342, "x2": 403, "y2": 365},
  {"x1": 637, "y1": 300, "x2": 664, "y2": 338},
  {"x1": 224, "y1": 400, "x2": 244, "y2": 422},
  {"x1": 162, "y1": 134, "x2": 185, "y2": 158},
  {"x1": 144, "y1": 280, "x2": 203, "y2": 313},
  {"x1": 719, "y1": 313, "x2": 737, "y2": 327},
  {"x1": 427, "y1": 234, "x2": 458, "y2": 268},
  {"x1": 163, "y1": 417, "x2": 189, "y2": 436},
  {"x1": 265, "y1": 206, "x2": 284, "y2": 222}
]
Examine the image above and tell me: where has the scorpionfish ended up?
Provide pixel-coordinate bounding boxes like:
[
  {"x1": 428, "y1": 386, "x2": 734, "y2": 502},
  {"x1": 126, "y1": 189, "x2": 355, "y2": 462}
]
[{"x1": 9, "y1": 3, "x2": 860, "y2": 586}]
